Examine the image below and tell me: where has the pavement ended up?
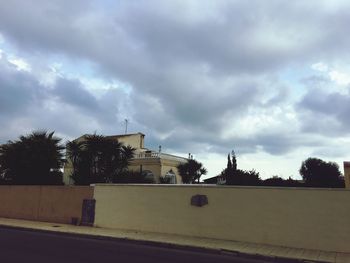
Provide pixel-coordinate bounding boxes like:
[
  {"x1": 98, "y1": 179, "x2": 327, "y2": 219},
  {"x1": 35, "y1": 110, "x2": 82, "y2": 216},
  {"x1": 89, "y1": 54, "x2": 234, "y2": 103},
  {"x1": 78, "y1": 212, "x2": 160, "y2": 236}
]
[{"x1": 0, "y1": 217, "x2": 349, "y2": 263}]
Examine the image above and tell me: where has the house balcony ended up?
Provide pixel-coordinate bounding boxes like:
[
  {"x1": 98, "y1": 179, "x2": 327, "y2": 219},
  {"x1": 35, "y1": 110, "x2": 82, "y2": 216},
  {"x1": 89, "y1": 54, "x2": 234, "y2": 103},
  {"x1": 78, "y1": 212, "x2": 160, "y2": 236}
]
[
  {"x1": 132, "y1": 151, "x2": 187, "y2": 163},
  {"x1": 135, "y1": 151, "x2": 160, "y2": 159}
]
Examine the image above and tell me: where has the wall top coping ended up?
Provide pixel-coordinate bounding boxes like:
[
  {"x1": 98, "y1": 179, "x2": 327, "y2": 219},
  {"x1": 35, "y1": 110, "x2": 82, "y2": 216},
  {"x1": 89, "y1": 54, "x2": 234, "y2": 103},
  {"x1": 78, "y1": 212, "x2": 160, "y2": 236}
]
[
  {"x1": 0, "y1": 185, "x2": 94, "y2": 189},
  {"x1": 92, "y1": 183, "x2": 350, "y2": 192}
]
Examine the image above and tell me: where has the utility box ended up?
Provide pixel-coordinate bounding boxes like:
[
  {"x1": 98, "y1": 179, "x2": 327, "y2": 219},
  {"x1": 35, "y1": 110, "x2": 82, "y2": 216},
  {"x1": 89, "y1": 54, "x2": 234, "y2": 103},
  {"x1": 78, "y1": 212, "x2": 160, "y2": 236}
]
[{"x1": 81, "y1": 199, "x2": 96, "y2": 226}]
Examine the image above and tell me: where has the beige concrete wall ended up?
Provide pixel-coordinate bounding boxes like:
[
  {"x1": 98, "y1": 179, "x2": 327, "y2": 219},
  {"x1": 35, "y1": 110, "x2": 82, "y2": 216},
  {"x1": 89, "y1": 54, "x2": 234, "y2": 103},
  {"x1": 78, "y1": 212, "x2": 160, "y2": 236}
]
[
  {"x1": 0, "y1": 186, "x2": 42, "y2": 220},
  {"x1": 108, "y1": 133, "x2": 144, "y2": 150},
  {"x1": 344, "y1": 161, "x2": 350, "y2": 189},
  {"x1": 0, "y1": 186, "x2": 94, "y2": 224},
  {"x1": 94, "y1": 184, "x2": 350, "y2": 253},
  {"x1": 63, "y1": 165, "x2": 73, "y2": 185},
  {"x1": 38, "y1": 186, "x2": 94, "y2": 223}
]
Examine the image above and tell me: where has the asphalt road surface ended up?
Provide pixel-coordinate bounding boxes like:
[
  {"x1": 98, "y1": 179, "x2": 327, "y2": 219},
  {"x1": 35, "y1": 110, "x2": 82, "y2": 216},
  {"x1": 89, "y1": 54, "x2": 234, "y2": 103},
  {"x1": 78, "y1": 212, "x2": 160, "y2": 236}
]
[{"x1": 0, "y1": 227, "x2": 299, "y2": 263}]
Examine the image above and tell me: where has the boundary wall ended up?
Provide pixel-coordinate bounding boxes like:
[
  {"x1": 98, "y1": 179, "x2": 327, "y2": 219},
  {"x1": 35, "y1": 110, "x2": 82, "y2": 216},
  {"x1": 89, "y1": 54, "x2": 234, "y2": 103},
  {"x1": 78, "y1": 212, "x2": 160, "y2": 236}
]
[
  {"x1": 344, "y1": 161, "x2": 350, "y2": 188},
  {"x1": 0, "y1": 186, "x2": 93, "y2": 224},
  {"x1": 93, "y1": 184, "x2": 350, "y2": 253}
]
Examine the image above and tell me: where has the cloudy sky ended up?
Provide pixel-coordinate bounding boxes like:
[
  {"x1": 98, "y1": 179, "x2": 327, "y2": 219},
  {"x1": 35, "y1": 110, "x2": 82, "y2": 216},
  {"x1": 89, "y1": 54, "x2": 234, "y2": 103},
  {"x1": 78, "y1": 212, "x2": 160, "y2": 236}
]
[{"x1": 1, "y1": 0, "x2": 350, "y2": 179}]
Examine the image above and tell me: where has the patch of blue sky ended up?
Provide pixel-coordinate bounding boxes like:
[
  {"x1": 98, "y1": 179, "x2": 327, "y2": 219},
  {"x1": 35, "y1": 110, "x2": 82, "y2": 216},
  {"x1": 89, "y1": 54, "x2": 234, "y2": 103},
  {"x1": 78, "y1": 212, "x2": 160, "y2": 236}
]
[
  {"x1": 0, "y1": 37, "x2": 133, "y2": 97},
  {"x1": 91, "y1": 0, "x2": 118, "y2": 10},
  {"x1": 0, "y1": 32, "x2": 13, "y2": 51},
  {"x1": 43, "y1": 54, "x2": 133, "y2": 96},
  {"x1": 0, "y1": 34, "x2": 15, "y2": 57},
  {"x1": 278, "y1": 64, "x2": 317, "y2": 100}
]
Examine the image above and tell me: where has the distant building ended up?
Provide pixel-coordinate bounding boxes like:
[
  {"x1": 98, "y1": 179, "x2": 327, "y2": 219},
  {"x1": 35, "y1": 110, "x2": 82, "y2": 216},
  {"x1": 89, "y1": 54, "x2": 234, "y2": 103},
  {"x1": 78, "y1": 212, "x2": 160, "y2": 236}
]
[
  {"x1": 203, "y1": 175, "x2": 226, "y2": 185},
  {"x1": 203, "y1": 176, "x2": 217, "y2": 184},
  {"x1": 63, "y1": 132, "x2": 187, "y2": 185}
]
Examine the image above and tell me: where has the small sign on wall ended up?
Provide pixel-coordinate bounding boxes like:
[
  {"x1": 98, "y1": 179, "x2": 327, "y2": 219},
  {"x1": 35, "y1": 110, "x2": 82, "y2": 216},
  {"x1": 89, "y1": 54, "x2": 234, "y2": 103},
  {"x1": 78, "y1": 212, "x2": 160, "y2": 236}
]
[{"x1": 191, "y1": 195, "x2": 208, "y2": 207}]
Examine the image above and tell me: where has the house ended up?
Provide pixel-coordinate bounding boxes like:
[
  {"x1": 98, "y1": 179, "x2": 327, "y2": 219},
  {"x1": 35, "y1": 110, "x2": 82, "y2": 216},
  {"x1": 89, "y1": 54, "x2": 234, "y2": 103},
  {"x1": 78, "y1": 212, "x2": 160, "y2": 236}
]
[{"x1": 63, "y1": 132, "x2": 188, "y2": 185}]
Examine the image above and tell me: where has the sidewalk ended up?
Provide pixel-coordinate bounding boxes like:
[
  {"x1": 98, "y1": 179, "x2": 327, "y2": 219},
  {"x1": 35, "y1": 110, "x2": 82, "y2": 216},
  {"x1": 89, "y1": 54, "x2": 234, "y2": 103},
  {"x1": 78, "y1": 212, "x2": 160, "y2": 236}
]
[{"x1": 0, "y1": 217, "x2": 349, "y2": 263}]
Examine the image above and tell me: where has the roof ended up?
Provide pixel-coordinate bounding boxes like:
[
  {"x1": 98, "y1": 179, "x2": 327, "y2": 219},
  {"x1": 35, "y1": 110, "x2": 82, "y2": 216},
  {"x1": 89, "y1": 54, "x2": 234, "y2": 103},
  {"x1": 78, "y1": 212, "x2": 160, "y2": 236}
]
[
  {"x1": 203, "y1": 176, "x2": 219, "y2": 183},
  {"x1": 74, "y1": 132, "x2": 145, "y2": 141},
  {"x1": 106, "y1": 132, "x2": 145, "y2": 140}
]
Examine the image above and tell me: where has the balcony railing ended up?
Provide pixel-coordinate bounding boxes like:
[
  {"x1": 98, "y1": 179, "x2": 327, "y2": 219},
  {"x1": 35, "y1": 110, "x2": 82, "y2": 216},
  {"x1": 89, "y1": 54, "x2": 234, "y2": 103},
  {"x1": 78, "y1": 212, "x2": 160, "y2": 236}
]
[
  {"x1": 133, "y1": 152, "x2": 187, "y2": 162},
  {"x1": 136, "y1": 152, "x2": 160, "y2": 159}
]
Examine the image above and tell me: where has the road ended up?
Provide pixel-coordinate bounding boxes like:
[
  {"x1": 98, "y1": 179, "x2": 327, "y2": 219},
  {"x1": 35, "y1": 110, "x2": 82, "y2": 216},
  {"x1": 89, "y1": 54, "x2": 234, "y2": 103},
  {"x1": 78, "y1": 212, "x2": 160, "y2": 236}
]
[{"x1": 0, "y1": 227, "x2": 298, "y2": 263}]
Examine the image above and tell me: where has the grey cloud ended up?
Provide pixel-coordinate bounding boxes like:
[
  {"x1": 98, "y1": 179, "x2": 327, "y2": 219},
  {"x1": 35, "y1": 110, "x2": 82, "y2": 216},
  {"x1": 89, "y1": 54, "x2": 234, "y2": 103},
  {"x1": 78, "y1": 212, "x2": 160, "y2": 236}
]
[
  {"x1": 113, "y1": 1, "x2": 350, "y2": 75},
  {"x1": 1, "y1": 0, "x2": 348, "y2": 81},
  {"x1": 128, "y1": 75, "x2": 263, "y2": 154},
  {"x1": 53, "y1": 77, "x2": 131, "y2": 128},
  {"x1": 263, "y1": 85, "x2": 290, "y2": 106},
  {"x1": 0, "y1": 0, "x2": 94, "y2": 54},
  {"x1": 155, "y1": 130, "x2": 313, "y2": 157},
  {"x1": 298, "y1": 88, "x2": 350, "y2": 135},
  {"x1": 0, "y1": 55, "x2": 129, "y2": 143},
  {"x1": 0, "y1": 58, "x2": 46, "y2": 115},
  {"x1": 1, "y1": 0, "x2": 350, "y2": 161},
  {"x1": 311, "y1": 147, "x2": 349, "y2": 159},
  {"x1": 53, "y1": 78, "x2": 100, "y2": 111}
]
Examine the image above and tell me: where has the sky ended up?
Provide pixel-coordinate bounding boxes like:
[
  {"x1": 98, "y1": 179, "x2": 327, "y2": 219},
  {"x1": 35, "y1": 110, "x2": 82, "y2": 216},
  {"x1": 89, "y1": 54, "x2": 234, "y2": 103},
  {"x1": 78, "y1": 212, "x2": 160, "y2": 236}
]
[{"x1": 1, "y1": 0, "x2": 350, "y2": 180}]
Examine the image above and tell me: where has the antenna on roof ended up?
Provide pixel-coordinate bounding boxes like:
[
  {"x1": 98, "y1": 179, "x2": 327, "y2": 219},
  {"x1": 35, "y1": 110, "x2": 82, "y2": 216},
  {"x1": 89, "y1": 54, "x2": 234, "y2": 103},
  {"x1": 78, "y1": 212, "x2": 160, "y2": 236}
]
[{"x1": 124, "y1": 119, "x2": 128, "y2": 134}]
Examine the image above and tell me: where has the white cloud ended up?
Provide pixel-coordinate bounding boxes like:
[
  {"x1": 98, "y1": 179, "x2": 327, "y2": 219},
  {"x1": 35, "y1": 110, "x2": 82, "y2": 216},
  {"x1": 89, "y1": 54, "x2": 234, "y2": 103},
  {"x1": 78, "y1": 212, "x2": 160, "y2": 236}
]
[
  {"x1": 329, "y1": 70, "x2": 350, "y2": 86},
  {"x1": 8, "y1": 57, "x2": 31, "y2": 72},
  {"x1": 311, "y1": 62, "x2": 329, "y2": 72},
  {"x1": 310, "y1": 62, "x2": 350, "y2": 93}
]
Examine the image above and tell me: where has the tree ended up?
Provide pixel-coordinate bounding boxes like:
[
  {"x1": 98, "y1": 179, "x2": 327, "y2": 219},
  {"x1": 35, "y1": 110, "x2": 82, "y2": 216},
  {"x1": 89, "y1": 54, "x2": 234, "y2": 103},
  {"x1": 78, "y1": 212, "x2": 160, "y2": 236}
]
[
  {"x1": 0, "y1": 131, "x2": 64, "y2": 185},
  {"x1": 226, "y1": 169, "x2": 261, "y2": 186},
  {"x1": 66, "y1": 140, "x2": 83, "y2": 173},
  {"x1": 262, "y1": 176, "x2": 285, "y2": 186},
  {"x1": 220, "y1": 150, "x2": 261, "y2": 186},
  {"x1": 177, "y1": 159, "x2": 207, "y2": 184},
  {"x1": 231, "y1": 150, "x2": 237, "y2": 171},
  {"x1": 120, "y1": 145, "x2": 136, "y2": 172},
  {"x1": 223, "y1": 150, "x2": 237, "y2": 183},
  {"x1": 67, "y1": 134, "x2": 136, "y2": 185},
  {"x1": 227, "y1": 154, "x2": 232, "y2": 172},
  {"x1": 66, "y1": 140, "x2": 86, "y2": 184},
  {"x1": 262, "y1": 176, "x2": 303, "y2": 187},
  {"x1": 299, "y1": 157, "x2": 344, "y2": 188}
]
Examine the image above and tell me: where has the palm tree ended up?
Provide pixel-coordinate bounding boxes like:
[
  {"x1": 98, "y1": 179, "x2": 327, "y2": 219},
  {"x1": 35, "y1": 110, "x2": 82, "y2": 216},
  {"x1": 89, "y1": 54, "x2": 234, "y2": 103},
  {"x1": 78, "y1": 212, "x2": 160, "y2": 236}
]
[
  {"x1": 197, "y1": 167, "x2": 208, "y2": 183},
  {"x1": 84, "y1": 134, "x2": 106, "y2": 178},
  {"x1": 102, "y1": 138, "x2": 123, "y2": 183},
  {"x1": 177, "y1": 159, "x2": 207, "y2": 184},
  {"x1": 0, "y1": 131, "x2": 64, "y2": 185},
  {"x1": 66, "y1": 140, "x2": 86, "y2": 184},
  {"x1": 66, "y1": 140, "x2": 83, "y2": 168},
  {"x1": 67, "y1": 134, "x2": 136, "y2": 185},
  {"x1": 121, "y1": 145, "x2": 135, "y2": 166},
  {"x1": 0, "y1": 141, "x2": 19, "y2": 182}
]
